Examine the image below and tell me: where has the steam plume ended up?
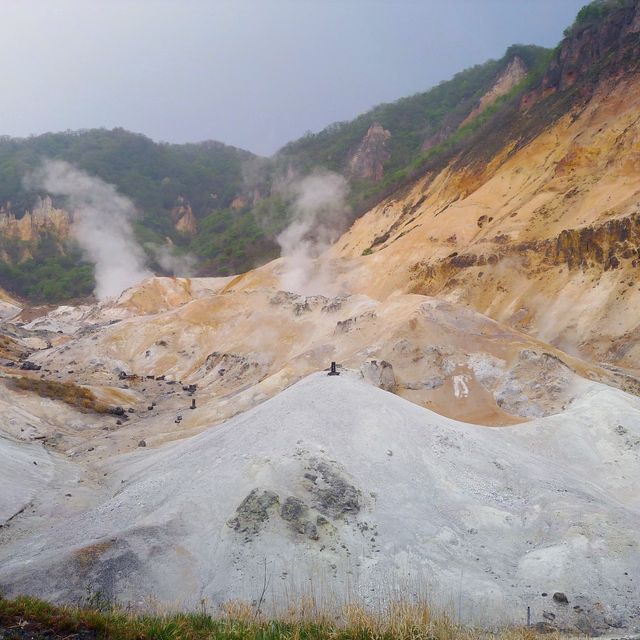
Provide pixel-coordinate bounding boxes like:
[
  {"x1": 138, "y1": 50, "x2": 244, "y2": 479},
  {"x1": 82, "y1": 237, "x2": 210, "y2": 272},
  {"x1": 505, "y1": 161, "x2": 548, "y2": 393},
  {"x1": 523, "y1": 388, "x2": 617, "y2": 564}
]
[
  {"x1": 25, "y1": 160, "x2": 152, "y2": 300},
  {"x1": 277, "y1": 169, "x2": 350, "y2": 295},
  {"x1": 150, "y1": 242, "x2": 196, "y2": 277}
]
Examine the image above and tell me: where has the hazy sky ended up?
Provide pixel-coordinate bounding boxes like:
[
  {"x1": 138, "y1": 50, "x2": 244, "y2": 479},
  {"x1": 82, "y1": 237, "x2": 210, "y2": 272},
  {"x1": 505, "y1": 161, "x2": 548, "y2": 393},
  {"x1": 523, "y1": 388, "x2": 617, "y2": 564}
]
[{"x1": 0, "y1": 0, "x2": 586, "y2": 156}]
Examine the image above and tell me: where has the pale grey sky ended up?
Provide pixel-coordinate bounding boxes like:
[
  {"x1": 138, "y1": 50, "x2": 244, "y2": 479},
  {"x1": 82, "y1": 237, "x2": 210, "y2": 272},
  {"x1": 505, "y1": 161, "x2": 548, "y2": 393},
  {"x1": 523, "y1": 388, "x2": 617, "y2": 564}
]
[{"x1": 0, "y1": 0, "x2": 586, "y2": 156}]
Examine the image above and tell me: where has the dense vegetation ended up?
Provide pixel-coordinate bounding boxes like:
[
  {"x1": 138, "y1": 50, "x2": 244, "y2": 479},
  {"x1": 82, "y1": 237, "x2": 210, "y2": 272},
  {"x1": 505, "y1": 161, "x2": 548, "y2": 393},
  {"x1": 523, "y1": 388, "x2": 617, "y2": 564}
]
[
  {"x1": 0, "y1": 130, "x2": 264, "y2": 300},
  {"x1": 0, "y1": 241, "x2": 94, "y2": 303},
  {"x1": 277, "y1": 45, "x2": 549, "y2": 211},
  {"x1": 0, "y1": 44, "x2": 554, "y2": 302},
  {"x1": 0, "y1": 129, "x2": 253, "y2": 219}
]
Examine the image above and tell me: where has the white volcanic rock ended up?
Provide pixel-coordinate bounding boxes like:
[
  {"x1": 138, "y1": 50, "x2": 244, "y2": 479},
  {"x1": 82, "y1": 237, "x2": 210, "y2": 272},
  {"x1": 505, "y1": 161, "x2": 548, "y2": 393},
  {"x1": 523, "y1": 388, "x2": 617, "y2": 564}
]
[
  {"x1": 0, "y1": 300, "x2": 21, "y2": 323},
  {"x1": 0, "y1": 435, "x2": 53, "y2": 523},
  {"x1": 1, "y1": 373, "x2": 638, "y2": 633},
  {"x1": 0, "y1": 288, "x2": 21, "y2": 322}
]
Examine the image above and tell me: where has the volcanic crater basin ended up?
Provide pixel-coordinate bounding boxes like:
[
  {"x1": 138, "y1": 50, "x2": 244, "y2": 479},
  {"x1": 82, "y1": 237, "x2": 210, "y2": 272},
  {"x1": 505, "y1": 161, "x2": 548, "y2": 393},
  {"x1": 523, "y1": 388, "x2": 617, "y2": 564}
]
[{"x1": 1, "y1": 372, "x2": 639, "y2": 634}]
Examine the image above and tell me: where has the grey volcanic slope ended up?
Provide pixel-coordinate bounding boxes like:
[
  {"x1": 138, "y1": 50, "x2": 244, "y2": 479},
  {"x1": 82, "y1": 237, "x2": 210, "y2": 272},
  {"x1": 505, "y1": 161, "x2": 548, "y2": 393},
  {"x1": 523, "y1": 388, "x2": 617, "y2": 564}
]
[
  {"x1": 0, "y1": 436, "x2": 53, "y2": 522},
  {"x1": 1, "y1": 373, "x2": 639, "y2": 632}
]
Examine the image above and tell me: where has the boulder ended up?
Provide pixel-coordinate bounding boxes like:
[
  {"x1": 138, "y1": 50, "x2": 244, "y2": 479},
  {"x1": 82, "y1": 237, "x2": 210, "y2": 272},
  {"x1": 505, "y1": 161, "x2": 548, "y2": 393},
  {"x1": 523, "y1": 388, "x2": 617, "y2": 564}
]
[{"x1": 360, "y1": 359, "x2": 396, "y2": 392}]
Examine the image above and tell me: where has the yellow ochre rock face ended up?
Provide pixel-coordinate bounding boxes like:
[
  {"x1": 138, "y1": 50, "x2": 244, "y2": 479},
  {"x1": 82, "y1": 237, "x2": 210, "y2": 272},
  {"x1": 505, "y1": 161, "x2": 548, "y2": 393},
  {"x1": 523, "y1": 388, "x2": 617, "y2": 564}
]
[
  {"x1": 327, "y1": 73, "x2": 640, "y2": 368},
  {"x1": 0, "y1": 196, "x2": 71, "y2": 261},
  {"x1": 6, "y1": 67, "x2": 640, "y2": 451}
]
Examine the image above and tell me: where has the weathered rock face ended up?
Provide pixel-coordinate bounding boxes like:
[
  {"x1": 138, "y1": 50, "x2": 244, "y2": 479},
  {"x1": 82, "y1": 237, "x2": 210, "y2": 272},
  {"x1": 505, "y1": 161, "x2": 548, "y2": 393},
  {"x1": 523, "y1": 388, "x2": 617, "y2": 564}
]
[
  {"x1": 407, "y1": 209, "x2": 640, "y2": 291},
  {"x1": 348, "y1": 123, "x2": 391, "y2": 181},
  {"x1": 558, "y1": 1, "x2": 640, "y2": 88},
  {"x1": 170, "y1": 197, "x2": 197, "y2": 235},
  {"x1": 462, "y1": 56, "x2": 528, "y2": 126},
  {"x1": 360, "y1": 359, "x2": 396, "y2": 392},
  {"x1": 0, "y1": 197, "x2": 71, "y2": 261},
  {"x1": 522, "y1": 0, "x2": 640, "y2": 106},
  {"x1": 422, "y1": 55, "x2": 529, "y2": 153},
  {"x1": 227, "y1": 488, "x2": 280, "y2": 538},
  {"x1": 545, "y1": 212, "x2": 640, "y2": 270},
  {"x1": 230, "y1": 195, "x2": 247, "y2": 210}
]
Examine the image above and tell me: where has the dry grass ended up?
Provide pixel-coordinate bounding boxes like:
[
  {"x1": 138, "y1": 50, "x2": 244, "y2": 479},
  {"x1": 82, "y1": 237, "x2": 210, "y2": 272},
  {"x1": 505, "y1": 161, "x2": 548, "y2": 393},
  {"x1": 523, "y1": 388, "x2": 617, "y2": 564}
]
[
  {"x1": 73, "y1": 541, "x2": 116, "y2": 572},
  {"x1": 0, "y1": 595, "x2": 564, "y2": 640},
  {"x1": 0, "y1": 334, "x2": 25, "y2": 361},
  {"x1": 10, "y1": 377, "x2": 112, "y2": 414}
]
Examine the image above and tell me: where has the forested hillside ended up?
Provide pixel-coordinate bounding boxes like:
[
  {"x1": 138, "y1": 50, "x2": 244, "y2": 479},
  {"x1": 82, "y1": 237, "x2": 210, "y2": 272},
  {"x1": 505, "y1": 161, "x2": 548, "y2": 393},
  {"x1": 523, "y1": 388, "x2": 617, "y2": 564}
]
[{"x1": 277, "y1": 45, "x2": 550, "y2": 210}]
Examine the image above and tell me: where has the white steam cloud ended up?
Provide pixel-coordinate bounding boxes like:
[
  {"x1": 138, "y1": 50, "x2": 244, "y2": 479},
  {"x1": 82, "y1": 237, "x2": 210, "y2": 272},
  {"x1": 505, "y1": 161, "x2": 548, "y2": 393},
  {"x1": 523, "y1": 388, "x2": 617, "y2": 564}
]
[
  {"x1": 277, "y1": 169, "x2": 350, "y2": 295},
  {"x1": 150, "y1": 242, "x2": 196, "y2": 277},
  {"x1": 26, "y1": 160, "x2": 153, "y2": 300}
]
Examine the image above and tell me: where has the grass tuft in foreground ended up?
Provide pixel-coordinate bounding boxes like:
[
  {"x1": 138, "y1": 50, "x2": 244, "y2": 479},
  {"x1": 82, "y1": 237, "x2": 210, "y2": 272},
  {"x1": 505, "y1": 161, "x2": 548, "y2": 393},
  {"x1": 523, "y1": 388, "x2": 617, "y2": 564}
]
[{"x1": 0, "y1": 595, "x2": 560, "y2": 640}]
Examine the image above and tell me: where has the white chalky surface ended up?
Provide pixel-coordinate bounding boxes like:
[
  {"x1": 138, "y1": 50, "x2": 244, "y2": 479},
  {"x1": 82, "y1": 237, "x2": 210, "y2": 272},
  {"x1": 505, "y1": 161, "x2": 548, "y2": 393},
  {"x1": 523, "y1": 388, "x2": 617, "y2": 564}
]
[{"x1": 1, "y1": 372, "x2": 638, "y2": 632}]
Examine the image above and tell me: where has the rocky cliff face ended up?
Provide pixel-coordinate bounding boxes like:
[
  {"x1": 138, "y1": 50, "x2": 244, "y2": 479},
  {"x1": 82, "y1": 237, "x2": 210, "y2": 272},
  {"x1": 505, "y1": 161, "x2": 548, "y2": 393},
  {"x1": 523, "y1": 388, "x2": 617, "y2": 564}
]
[
  {"x1": 421, "y1": 54, "x2": 530, "y2": 155},
  {"x1": 462, "y1": 56, "x2": 527, "y2": 126},
  {"x1": 521, "y1": 0, "x2": 640, "y2": 109},
  {"x1": 348, "y1": 122, "x2": 391, "y2": 181},
  {"x1": 0, "y1": 197, "x2": 71, "y2": 243},
  {"x1": 0, "y1": 197, "x2": 71, "y2": 261},
  {"x1": 552, "y1": 0, "x2": 640, "y2": 89},
  {"x1": 170, "y1": 197, "x2": 198, "y2": 235},
  {"x1": 546, "y1": 210, "x2": 640, "y2": 269}
]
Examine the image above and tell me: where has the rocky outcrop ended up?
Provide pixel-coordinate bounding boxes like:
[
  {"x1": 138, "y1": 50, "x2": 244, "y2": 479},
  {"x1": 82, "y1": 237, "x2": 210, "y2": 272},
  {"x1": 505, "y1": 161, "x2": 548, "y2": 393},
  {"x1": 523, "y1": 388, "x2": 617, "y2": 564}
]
[
  {"x1": 360, "y1": 359, "x2": 396, "y2": 392},
  {"x1": 409, "y1": 211, "x2": 640, "y2": 306},
  {"x1": 522, "y1": 0, "x2": 640, "y2": 107},
  {"x1": 230, "y1": 196, "x2": 247, "y2": 210},
  {"x1": 348, "y1": 123, "x2": 391, "y2": 181},
  {"x1": 544, "y1": 212, "x2": 640, "y2": 270},
  {"x1": 204, "y1": 351, "x2": 264, "y2": 378},
  {"x1": 0, "y1": 197, "x2": 71, "y2": 245},
  {"x1": 462, "y1": 56, "x2": 528, "y2": 126},
  {"x1": 227, "y1": 488, "x2": 280, "y2": 539},
  {"x1": 422, "y1": 56, "x2": 529, "y2": 152},
  {"x1": 553, "y1": 0, "x2": 640, "y2": 90},
  {"x1": 170, "y1": 197, "x2": 197, "y2": 235},
  {"x1": 227, "y1": 455, "x2": 361, "y2": 545}
]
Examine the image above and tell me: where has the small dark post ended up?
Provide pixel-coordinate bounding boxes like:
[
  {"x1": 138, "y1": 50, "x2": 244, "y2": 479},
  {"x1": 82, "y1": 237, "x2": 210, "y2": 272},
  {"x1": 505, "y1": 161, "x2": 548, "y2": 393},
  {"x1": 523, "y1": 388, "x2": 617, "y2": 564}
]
[
  {"x1": 191, "y1": 398, "x2": 196, "y2": 409},
  {"x1": 327, "y1": 361, "x2": 340, "y2": 376},
  {"x1": 527, "y1": 606, "x2": 531, "y2": 627}
]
